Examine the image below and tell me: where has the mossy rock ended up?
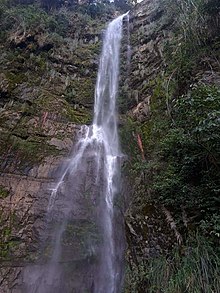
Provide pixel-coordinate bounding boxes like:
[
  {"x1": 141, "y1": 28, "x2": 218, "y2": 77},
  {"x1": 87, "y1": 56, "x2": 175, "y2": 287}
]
[
  {"x1": 65, "y1": 78, "x2": 95, "y2": 108},
  {"x1": 0, "y1": 185, "x2": 9, "y2": 199},
  {"x1": 4, "y1": 71, "x2": 28, "y2": 92},
  {"x1": 0, "y1": 132, "x2": 61, "y2": 172},
  {"x1": 64, "y1": 104, "x2": 92, "y2": 125}
]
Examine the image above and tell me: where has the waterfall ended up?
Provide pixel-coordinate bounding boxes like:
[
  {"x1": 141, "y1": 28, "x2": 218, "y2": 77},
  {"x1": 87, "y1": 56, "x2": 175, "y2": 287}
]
[
  {"x1": 23, "y1": 12, "x2": 128, "y2": 293},
  {"x1": 92, "y1": 12, "x2": 128, "y2": 293}
]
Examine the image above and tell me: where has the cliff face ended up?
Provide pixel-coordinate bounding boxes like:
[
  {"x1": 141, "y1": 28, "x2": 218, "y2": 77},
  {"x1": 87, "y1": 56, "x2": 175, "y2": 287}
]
[
  {"x1": 128, "y1": 0, "x2": 172, "y2": 118},
  {"x1": 0, "y1": 0, "x2": 220, "y2": 292},
  {"x1": 122, "y1": 0, "x2": 220, "y2": 291},
  {"x1": 122, "y1": 0, "x2": 175, "y2": 254},
  {"x1": 0, "y1": 5, "x2": 112, "y2": 291}
]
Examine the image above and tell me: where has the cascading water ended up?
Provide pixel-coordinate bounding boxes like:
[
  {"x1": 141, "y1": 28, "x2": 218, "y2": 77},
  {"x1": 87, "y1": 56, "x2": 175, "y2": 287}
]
[
  {"x1": 23, "y1": 12, "x2": 128, "y2": 293},
  {"x1": 92, "y1": 12, "x2": 129, "y2": 292}
]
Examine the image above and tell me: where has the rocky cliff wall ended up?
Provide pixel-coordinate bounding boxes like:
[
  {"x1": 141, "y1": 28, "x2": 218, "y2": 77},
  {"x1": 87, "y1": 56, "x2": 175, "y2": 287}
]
[
  {"x1": 121, "y1": 0, "x2": 220, "y2": 291},
  {"x1": 0, "y1": 0, "x2": 220, "y2": 292},
  {"x1": 0, "y1": 5, "x2": 112, "y2": 291}
]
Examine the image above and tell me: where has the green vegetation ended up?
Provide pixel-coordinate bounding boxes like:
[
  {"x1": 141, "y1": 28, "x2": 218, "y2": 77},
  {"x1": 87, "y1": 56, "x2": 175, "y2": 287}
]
[
  {"x1": 125, "y1": 235, "x2": 220, "y2": 293},
  {"x1": 163, "y1": 0, "x2": 220, "y2": 95},
  {"x1": 123, "y1": 0, "x2": 220, "y2": 238},
  {"x1": 0, "y1": 0, "x2": 107, "y2": 175},
  {"x1": 0, "y1": 211, "x2": 19, "y2": 259},
  {"x1": 152, "y1": 84, "x2": 220, "y2": 236},
  {"x1": 0, "y1": 132, "x2": 61, "y2": 171},
  {"x1": 122, "y1": 0, "x2": 220, "y2": 291},
  {"x1": 0, "y1": 225, "x2": 12, "y2": 258},
  {"x1": 0, "y1": 0, "x2": 219, "y2": 290},
  {"x1": 0, "y1": 185, "x2": 9, "y2": 199}
]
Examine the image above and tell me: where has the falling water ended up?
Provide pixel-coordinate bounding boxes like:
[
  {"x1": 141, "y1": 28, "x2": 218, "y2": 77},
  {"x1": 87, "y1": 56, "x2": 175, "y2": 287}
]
[
  {"x1": 23, "y1": 12, "x2": 128, "y2": 293},
  {"x1": 92, "y1": 12, "x2": 128, "y2": 292}
]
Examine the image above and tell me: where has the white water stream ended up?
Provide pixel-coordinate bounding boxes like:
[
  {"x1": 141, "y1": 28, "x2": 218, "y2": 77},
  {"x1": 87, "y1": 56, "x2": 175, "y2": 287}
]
[{"x1": 24, "y1": 12, "x2": 128, "y2": 293}]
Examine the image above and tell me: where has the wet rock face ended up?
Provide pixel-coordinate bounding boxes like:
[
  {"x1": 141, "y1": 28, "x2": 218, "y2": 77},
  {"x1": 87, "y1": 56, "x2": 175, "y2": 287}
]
[
  {"x1": 0, "y1": 125, "x2": 114, "y2": 293},
  {"x1": 8, "y1": 138, "x2": 123, "y2": 293},
  {"x1": 21, "y1": 144, "x2": 103, "y2": 293},
  {"x1": 0, "y1": 126, "x2": 76, "y2": 293}
]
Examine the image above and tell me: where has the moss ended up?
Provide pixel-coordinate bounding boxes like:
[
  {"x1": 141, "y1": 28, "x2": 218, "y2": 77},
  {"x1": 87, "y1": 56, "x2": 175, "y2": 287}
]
[
  {"x1": 0, "y1": 234, "x2": 12, "y2": 259},
  {"x1": 0, "y1": 132, "x2": 61, "y2": 172},
  {"x1": 119, "y1": 117, "x2": 140, "y2": 160},
  {"x1": 0, "y1": 185, "x2": 9, "y2": 199},
  {"x1": 33, "y1": 92, "x2": 92, "y2": 124},
  {"x1": 62, "y1": 222, "x2": 100, "y2": 259},
  {"x1": 65, "y1": 78, "x2": 95, "y2": 107},
  {"x1": 0, "y1": 211, "x2": 20, "y2": 260},
  {"x1": 13, "y1": 136, "x2": 60, "y2": 163},
  {"x1": 4, "y1": 71, "x2": 28, "y2": 91},
  {"x1": 64, "y1": 220, "x2": 100, "y2": 245},
  {"x1": 86, "y1": 42, "x2": 101, "y2": 55},
  {"x1": 64, "y1": 104, "x2": 92, "y2": 125}
]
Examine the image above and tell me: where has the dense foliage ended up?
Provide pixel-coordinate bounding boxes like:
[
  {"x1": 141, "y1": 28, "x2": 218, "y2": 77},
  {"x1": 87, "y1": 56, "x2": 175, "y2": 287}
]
[{"x1": 153, "y1": 84, "x2": 220, "y2": 236}]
